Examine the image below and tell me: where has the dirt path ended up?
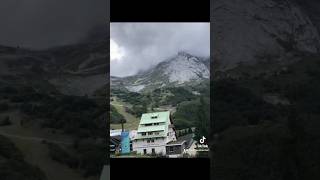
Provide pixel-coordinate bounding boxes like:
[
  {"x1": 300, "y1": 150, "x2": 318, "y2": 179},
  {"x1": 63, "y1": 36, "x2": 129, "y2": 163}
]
[{"x1": 110, "y1": 103, "x2": 125, "y2": 107}]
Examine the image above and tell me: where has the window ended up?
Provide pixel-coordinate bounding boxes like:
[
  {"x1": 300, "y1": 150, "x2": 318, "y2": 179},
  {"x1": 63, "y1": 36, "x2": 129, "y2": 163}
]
[
  {"x1": 152, "y1": 148, "x2": 155, "y2": 154},
  {"x1": 148, "y1": 132, "x2": 153, "y2": 135},
  {"x1": 147, "y1": 140, "x2": 150, "y2": 143},
  {"x1": 145, "y1": 123, "x2": 152, "y2": 126},
  {"x1": 151, "y1": 139, "x2": 154, "y2": 143},
  {"x1": 169, "y1": 146, "x2": 174, "y2": 152},
  {"x1": 155, "y1": 132, "x2": 159, "y2": 135},
  {"x1": 141, "y1": 132, "x2": 146, "y2": 136},
  {"x1": 143, "y1": 149, "x2": 147, "y2": 155},
  {"x1": 154, "y1": 123, "x2": 159, "y2": 125}
]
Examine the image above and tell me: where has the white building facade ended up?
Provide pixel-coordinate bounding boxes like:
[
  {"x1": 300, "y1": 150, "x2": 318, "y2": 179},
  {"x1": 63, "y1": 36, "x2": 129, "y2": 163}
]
[{"x1": 132, "y1": 111, "x2": 177, "y2": 155}]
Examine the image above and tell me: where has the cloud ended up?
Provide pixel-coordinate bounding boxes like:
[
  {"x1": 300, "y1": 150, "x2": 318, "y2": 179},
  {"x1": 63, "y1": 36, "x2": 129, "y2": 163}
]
[
  {"x1": 110, "y1": 23, "x2": 210, "y2": 77},
  {"x1": 0, "y1": 0, "x2": 106, "y2": 49},
  {"x1": 110, "y1": 39, "x2": 125, "y2": 61}
]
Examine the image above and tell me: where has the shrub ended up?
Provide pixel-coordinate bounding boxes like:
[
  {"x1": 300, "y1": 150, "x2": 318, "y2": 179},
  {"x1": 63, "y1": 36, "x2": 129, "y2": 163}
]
[
  {"x1": 132, "y1": 104, "x2": 147, "y2": 118},
  {"x1": 110, "y1": 106, "x2": 126, "y2": 124}
]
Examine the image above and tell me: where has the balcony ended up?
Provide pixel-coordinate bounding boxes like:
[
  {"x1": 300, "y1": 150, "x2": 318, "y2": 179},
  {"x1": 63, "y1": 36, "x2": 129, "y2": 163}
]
[{"x1": 135, "y1": 132, "x2": 166, "y2": 139}]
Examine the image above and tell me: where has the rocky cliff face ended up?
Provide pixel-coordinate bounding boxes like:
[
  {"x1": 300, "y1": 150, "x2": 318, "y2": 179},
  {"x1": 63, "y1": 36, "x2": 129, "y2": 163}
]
[
  {"x1": 212, "y1": 0, "x2": 320, "y2": 70},
  {"x1": 111, "y1": 52, "x2": 210, "y2": 92}
]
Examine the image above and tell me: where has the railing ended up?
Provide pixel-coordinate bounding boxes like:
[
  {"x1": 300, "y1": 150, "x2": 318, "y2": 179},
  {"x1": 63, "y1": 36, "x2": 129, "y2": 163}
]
[{"x1": 135, "y1": 132, "x2": 166, "y2": 139}]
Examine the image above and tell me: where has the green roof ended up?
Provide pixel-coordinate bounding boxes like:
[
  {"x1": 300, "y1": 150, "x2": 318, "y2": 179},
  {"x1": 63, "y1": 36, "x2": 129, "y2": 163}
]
[
  {"x1": 139, "y1": 111, "x2": 170, "y2": 125},
  {"x1": 135, "y1": 111, "x2": 171, "y2": 139}
]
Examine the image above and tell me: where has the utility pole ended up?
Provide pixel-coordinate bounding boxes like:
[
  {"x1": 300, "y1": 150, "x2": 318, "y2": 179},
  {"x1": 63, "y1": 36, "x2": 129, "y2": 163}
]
[{"x1": 121, "y1": 119, "x2": 124, "y2": 132}]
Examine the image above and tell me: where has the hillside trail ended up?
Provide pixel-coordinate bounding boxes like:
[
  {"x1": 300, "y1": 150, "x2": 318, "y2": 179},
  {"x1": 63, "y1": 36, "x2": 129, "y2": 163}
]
[{"x1": 110, "y1": 97, "x2": 139, "y2": 130}]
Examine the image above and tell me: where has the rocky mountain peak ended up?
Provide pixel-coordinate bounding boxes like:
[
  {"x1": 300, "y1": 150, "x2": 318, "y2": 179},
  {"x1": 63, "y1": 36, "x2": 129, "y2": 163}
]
[
  {"x1": 213, "y1": 0, "x2": 320, "y2": 70},
  {"x1": 177, "y1": 51, "x2": 193, "y2": 58},
  {"x1": 112, "y1": 52, "x2": 210, "y2": 93}
]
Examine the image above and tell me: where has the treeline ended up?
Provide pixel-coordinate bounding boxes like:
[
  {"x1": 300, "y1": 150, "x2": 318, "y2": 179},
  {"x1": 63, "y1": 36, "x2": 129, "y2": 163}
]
[
  {"x1": 112, "y1": 86, "x2": 198, "y2": 108},
  {"x1": 130, "y1": 104, "x2": 148, "y2": 118},
  {"x1": 151, "y1": 87, "x2": 196, "y2": 106},
  {"x1": 19, "y1": 94, "x2": 106, "y2": 138},
  {"x1": 173, "y1": 96, "x2": 210, "y2": 140},
  {"x1": 111, "y1": 89, "x2": 148, "y2": 105}
]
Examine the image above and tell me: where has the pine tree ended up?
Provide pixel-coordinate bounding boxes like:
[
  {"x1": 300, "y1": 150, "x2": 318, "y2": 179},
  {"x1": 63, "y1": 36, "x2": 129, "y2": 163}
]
[{"x1": 194, "y1": 97, "x2": 209, "y2": 142}]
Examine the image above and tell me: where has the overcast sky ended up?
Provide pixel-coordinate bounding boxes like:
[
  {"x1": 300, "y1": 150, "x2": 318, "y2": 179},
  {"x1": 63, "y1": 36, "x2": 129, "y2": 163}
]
[
  {"x1": 0, "y1": 0, "x2": 106, "y2": 49},
  {"x1": 110, "y1": 23, "x2": 210, "y2": 77}
]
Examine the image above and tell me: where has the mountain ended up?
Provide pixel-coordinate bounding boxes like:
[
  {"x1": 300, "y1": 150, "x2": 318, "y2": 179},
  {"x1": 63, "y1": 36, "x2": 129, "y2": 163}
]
[
  {"x1": 211, "y1": 1, "x2": 320, "y2": 179},
  {"x1": 110, "y1": 52, "x2": 210, "y2": 134},
  {"x1": 0, "y1": 39, "x2": 108, "y2": 96},
  {"x1": 47, "y1": 40, "x2": 108, "y2": 96},
  {"x1": 0, "y1": 39, "x2": 108, "y2": 178},
  {"x1": 111, "y1": 52, "x2": 210, "y2": 93},
  {"x1": 213, "y1": 0, "x2": 320, "y2": 70}
]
